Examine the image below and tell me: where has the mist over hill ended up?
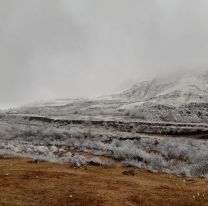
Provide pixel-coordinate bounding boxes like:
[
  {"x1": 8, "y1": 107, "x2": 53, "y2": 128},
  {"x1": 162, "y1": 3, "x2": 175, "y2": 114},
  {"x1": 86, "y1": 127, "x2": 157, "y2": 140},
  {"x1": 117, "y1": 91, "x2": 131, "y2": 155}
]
[{"x1": 8, "y1": 70, "x2": 208, "y2": 123}]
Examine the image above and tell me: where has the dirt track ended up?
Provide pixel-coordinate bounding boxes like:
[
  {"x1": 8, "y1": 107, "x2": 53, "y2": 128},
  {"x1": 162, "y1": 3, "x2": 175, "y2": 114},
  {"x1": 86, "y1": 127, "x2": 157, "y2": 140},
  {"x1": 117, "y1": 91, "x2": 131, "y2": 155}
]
[{"x1": 0, "y1": 157, "x2": 208, "y2": 206}]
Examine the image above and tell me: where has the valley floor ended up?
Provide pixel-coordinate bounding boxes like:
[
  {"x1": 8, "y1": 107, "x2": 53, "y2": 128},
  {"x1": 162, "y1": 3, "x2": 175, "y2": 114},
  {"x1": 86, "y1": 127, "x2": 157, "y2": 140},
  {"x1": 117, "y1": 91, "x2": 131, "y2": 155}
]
[{"x1": 0, "y1": 157, "x2": 208, "y2": 206}]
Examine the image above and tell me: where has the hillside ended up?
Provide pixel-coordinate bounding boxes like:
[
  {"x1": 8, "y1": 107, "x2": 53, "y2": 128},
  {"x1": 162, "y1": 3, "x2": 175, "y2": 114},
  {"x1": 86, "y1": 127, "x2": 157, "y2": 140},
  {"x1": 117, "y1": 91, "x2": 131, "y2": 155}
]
[
  {"x1": 9, "y1": 71, "x2": 208, "y2": 123},
  {"x1": 1, "y1": 72, "x2": 208, "y2": 185}
]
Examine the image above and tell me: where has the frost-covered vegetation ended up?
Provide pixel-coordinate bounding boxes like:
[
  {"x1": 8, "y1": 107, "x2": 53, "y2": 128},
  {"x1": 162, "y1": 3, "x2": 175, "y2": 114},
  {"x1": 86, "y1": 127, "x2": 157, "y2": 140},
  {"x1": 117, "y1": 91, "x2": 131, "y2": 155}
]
[
  {"x1": 0, "y1": 142, "x2": 110, "y2": 168},
  {"x1": 1, "y1": 121, "x2": 208, "y2": 178}
]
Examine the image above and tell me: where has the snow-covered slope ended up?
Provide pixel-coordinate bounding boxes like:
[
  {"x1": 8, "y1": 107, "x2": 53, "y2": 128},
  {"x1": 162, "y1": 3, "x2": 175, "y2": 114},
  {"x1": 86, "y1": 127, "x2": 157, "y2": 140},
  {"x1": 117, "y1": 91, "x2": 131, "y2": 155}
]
[
  {"x1": 115, "y1": 71, "x2": 208, "y2": 122},
  {"x1": 9, "y1": 71, "x2": 208, "y2": 123},
  {"x1": 117, "y1": 72, "x2": 208, "y2": 104}
]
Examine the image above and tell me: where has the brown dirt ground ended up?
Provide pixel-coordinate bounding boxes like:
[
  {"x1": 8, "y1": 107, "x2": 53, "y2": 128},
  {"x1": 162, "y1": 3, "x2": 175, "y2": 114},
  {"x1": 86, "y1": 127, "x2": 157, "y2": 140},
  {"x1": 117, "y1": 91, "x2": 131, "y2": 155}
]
[{"x1": 0, "y1": 157, "x2": 208, "y2": 206}]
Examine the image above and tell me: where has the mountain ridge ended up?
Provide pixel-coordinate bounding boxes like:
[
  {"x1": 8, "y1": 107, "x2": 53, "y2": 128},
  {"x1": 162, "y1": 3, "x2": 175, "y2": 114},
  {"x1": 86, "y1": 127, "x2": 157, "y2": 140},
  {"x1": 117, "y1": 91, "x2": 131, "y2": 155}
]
[{"x1": 7, "y1": 70, "x2": 208, "y2": 123}]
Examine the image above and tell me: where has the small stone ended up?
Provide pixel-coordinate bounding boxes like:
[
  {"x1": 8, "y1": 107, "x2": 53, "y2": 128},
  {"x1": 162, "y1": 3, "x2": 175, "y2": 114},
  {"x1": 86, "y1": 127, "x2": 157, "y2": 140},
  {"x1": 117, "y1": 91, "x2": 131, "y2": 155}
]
[
  {"x1": 186, "y1": 178, "x2": 194, "y2": 182},
  {"x1": 28, "y1": 159, "x2": 39, "y2": 164},
  {"x1": 122, "y1": 170, "x2": 135, "y2": 176}
]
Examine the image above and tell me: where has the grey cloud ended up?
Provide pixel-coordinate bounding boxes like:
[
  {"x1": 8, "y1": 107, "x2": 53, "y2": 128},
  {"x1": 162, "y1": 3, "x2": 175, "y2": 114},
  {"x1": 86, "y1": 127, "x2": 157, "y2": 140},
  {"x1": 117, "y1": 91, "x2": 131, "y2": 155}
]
[{"x1": 0, "y1": 0, "x2": 208, "y2": 108}]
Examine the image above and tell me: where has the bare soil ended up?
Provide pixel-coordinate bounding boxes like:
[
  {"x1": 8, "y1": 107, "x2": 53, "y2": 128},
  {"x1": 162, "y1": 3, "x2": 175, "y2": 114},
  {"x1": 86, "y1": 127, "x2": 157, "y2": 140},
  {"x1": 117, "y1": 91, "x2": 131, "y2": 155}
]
[{"x1": 0, "y1": 157, "x2": 208, "y2": 206}]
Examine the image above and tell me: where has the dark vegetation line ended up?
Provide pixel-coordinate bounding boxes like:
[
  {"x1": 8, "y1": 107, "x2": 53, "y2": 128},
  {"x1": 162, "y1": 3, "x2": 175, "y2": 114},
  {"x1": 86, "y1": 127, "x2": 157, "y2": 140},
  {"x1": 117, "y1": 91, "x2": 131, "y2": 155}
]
[{"x1": 1, "y1": 114, "x2": 208, "y2": 136}]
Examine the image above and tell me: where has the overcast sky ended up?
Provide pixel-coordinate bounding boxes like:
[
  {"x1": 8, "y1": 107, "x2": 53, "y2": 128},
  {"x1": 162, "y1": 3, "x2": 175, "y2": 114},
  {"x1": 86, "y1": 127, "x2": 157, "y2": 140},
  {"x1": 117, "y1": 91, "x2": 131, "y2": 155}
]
[{"x1": 1, "y1": 0, "x2": 208, "y2": 108}]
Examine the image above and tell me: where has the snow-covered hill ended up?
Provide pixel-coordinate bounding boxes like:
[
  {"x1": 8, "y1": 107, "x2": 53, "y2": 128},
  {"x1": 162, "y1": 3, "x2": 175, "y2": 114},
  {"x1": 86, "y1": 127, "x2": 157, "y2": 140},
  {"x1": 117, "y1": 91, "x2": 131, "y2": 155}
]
[
  {"x1": 9, "y1": 71, "x2": 208, "y2": 123},
  {"x1": 115, "y1": 71, "x2": 208, "y2": 122},
  {"x1": 117, "y1": 72, "x2": 208, "y2": 104}
]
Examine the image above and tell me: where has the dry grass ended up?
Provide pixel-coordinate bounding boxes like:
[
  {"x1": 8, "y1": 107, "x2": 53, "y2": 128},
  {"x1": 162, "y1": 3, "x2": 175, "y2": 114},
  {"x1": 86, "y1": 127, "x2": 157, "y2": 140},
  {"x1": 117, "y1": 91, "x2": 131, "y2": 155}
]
[{"x1": 0, "y1": 157, "x2": 208, "y2": 206}]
